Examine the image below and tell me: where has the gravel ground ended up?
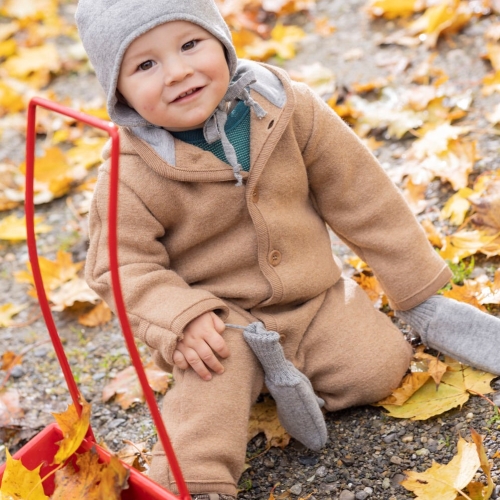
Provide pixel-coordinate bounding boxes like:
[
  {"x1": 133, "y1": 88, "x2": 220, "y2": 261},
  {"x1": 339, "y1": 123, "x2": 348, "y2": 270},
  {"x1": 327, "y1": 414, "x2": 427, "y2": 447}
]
[{"x1": 1, "y1": 1, "x2": 500, "y2": 499}]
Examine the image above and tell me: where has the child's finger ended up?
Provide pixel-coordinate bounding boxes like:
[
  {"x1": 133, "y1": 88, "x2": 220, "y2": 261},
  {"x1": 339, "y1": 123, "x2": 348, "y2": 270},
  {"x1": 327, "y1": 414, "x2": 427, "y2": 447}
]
[
  {"x1": 211, "y1": 312, "x2": 226, "y2": 333},
  {"x1": 207, "y1": 330, "x2": 230, "y2": 359},
  {"x1": 172, "y1": 349, "x2": 189, "y2": 370}
]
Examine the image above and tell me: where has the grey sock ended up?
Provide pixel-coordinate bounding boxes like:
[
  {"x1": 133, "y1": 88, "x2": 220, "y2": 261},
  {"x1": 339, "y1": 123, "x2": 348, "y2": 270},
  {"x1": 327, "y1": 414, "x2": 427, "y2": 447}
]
[
  {"x1": 241, "y1": 322, "x2": 327, "y2": 451},
  {"x1": 396, "y1": 295, "x2": 500, "y2": 375}
]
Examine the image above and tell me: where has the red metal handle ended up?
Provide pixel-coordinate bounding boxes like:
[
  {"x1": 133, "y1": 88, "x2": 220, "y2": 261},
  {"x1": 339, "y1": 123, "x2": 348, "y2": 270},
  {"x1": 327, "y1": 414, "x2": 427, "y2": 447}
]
[{"x1": 25, "y1": 96, "x2": 190, "y2": 500}]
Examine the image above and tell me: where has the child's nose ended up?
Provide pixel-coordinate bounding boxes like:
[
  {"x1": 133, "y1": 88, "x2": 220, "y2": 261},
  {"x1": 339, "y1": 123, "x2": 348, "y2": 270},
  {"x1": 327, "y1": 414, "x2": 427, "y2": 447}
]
[{"x1": 164, "y1": 57, "x2": 193, "y2": 85}]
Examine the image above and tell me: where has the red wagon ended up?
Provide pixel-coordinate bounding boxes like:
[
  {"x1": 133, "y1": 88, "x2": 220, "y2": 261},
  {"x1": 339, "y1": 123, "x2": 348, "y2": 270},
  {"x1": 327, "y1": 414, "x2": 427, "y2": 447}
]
[{"x1": 0, "y1": 97, "x2": 190, "y2": 500}]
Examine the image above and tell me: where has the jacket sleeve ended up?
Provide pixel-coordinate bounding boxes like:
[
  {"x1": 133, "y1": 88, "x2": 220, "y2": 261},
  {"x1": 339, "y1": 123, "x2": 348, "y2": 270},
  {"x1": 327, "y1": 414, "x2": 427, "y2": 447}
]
[
  {"x1": 85, "y1": 166, "x2": 230, "y2": 369},
  {"x1": 296, "y1": 84, "x2": 451, "y2": 310}
]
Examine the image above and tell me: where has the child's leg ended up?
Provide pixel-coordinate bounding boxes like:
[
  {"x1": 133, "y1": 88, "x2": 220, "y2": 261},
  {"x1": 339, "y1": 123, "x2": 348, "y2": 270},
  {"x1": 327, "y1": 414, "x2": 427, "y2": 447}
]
[
  {"x1": 148, "y1": 317, "x2": 264, "y2": 496},
  {"x1": 396, "y1": 295, "x2": 500, "y2": 375},
  {"x1": 294, "y1": 277, "x2": 413, "y2": 412}
]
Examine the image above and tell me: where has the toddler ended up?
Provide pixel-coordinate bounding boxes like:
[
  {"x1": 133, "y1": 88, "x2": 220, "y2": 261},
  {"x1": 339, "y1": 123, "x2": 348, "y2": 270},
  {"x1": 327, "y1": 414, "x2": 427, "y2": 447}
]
[{"x1": 76, "y1": 0, "x2": 500, "y2": 498}]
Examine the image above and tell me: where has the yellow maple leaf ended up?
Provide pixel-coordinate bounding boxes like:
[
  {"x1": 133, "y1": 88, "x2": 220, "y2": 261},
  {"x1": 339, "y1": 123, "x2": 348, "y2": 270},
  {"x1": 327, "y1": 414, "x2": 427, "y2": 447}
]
[
  {"x1": 66, "y1": 137, "x2": 107, "y2": 170},
  {"x1": 442, "y1": 280, "x2": 489, "y2": 311},
  {"x1": 0, "y1": 449, "x2": 48, "y2": 500},
  {"x1": 0, "y1": 82, "x2": 25, "y2": 117},
  {"x1": 248, "y1": 396, "x2": 290, "y2": 449},
  {"x1": 469, "y1": 428, "x2": 494, "y2": 499},
  {"x1": 401, "y1": 436, "x2": 480, "y2": 500},
  {"x1": 0, "y1": 214, "x2": 51, "y2": 242},
  {"x1": 241, "y1": 23, "x2": 305, "y2": 60},
  {"x1": 2, "y1": 44, "x2": 61, "y2": 89},
  {"x1": 52, "y1": 399, "x2": 91, "y2": 465},
  {"x1": 365, "y1": 0, "x2": 421, "y2": 19},
  {"x1": 14, "y1": 250, "x2": 83, "y2": 294},
  {"x1": 0, "y1": 303, "x2": 28, "y2": 327},
  {"x1": 439, "y1": 229, "x2": 500, "y2": 262},
  {"x1": 440, "y1": 188, "x2": 474, "y2": 225},
  {"x1": 379, "y1": 363, "x2": 495, "y2": 420},
  {"x1": 0, "y1": 39, "x2": 17, "y2": 60}
]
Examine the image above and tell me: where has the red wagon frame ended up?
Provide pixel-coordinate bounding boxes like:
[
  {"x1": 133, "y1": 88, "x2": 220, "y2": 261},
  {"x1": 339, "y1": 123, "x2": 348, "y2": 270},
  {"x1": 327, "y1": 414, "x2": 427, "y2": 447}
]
[{"x1": 0, "y1": 97, "x2": 190, "y2": 500}]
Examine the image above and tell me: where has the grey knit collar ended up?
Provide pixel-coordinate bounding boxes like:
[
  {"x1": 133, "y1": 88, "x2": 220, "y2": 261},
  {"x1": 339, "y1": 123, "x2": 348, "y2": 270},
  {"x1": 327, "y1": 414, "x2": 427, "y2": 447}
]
[{"x1": 131, "y1": 60, "x2": 286, "y2": 184}]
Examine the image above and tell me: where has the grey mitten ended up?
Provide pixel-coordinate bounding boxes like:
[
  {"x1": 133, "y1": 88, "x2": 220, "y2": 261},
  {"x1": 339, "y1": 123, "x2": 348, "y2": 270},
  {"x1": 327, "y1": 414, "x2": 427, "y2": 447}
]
[
  {"x1": 396, "y1": 295, "x2": 500, "y2": 375},
  {"x1": 240, "y1": 322, "x2": 327, "y2": 451}
]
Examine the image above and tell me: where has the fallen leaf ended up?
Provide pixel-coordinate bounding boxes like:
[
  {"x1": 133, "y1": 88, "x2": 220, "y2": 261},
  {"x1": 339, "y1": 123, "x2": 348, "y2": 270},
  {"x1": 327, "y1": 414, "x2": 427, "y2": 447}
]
[
  {"x1": 102, "y1": 362, "x2": 172, "y2": 409},
  {"x1": 248, "y1": 396, "x2": 290, "y2": 449},
  {"x1": 352, "y1": 273, "x2": 387, "y2": 308},
  {"x1": 0, "y1": 389, "x2": 24, "y2": 427},
  {"x1": 440, "y1": 188, "x2": 474, "y2": 225},
  {"x1": 365, "y1": 0, "x2": 422, "y2": 19},
  {"x1": 1, "y1": 351, "x2": 21, "y2": 371},
  {"x1": 48, "y1": 277, "x2": 100, "y2": 312},
  {"x1": 52, "y1": 448, "x2": 129, "y2": 500},
  {"x1": 439, "y1": 229, "x2": 500, "y2": 262},
  {"x1": 401, "y1": 436, "x2": 480, "y2": 500},
  {"x1": 0, "y1": 214, "x2": 52, "y2": 242},
  {"x1": 0, "y1": 449, "x2": 48, "y2": 500},
  {"x1": 2, "y1": 44, "x2": 61, "y2": 88},
  {"x1": 14, "y1": 250, "x2": 83, "y2": 295},
  {"x1": 0, "y1": 303, "x2": 28, "y2": 327},
  {"x1": 52, "y1": 399, "x2": 91, "y2": 465},
  {"x1": 469, "y1": 429, "x2": 494, "y2": 499},
  {"x1": 78, "y1": 301, "x2": 112, "y2": 327},
  {"x1": 378, "y1": 362, "x2": 495, "y2": 420},
  {"x1": 116, "y1": 441, "x2": 148, "y2": 471}
]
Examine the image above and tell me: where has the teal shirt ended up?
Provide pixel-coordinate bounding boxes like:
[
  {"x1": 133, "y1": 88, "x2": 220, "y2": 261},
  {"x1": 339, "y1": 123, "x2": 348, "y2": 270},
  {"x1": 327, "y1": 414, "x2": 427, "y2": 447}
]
[{"x1": 170, "y1": 100, "x2": 251, "y2": 172}]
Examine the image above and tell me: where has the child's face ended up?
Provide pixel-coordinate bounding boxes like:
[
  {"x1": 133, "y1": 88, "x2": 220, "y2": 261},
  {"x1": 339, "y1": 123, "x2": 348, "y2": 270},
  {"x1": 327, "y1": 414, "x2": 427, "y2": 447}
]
[{"x1": 117, "y1": 21, "x2": 231, "y2": 131}]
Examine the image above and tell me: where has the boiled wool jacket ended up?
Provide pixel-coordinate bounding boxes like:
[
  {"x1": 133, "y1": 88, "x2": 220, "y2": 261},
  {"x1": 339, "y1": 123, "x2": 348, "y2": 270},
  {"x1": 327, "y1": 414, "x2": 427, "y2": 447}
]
[{"x1": 85, "y1": 62, "x2": 452, "y2": 370}]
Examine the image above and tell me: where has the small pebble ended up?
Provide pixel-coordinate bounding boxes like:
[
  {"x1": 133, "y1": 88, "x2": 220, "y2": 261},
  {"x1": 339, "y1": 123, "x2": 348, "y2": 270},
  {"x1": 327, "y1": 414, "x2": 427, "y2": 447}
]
[
  {"x1": 466, "y1": 412, "x2": 474, "y2": 420},
  {"x1": 339, "y1": 491, "x2": 355, "y2": 500},
  {"x1": 355, "y1": 492, "x2": 368, "y2": 500},
  {"x1": 364, "y1": 487, "x2": 373, "y2": 495},
  {"x1": 416, "y1": 448, "x2": 430, "y2": 456},
  {"x1": 390, "y1": 456, "x2": 403, "y2": 465},
  {"x1": 289, "y1": 484, "x2": 302, "y2": 496},
  {"x1": 402, "y1": 434, "x2": 413, "y2": 443},
  {"x1": 391, "y1": 473, "x2": 405, "y2": 487},
  {"x1": 108, "y1": 418, "x2": 126, "y2": 429},
  {"x1": 10, "y1": 365, "x2": 25, "y2": 379},
  {"x1": 382, "y1": 478, "x2": 391, "y2": 489},
  {"x1": 316, "y1": 465, "x2": 327, "y2": 478}
]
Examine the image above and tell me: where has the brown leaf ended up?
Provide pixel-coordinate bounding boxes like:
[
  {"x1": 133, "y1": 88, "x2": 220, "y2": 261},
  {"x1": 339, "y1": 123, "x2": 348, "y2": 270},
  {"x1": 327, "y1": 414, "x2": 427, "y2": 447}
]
[
  {"x1": 0, "y1": 389, "x2": 24, "y2": 427},
  {"x1": 248, "y1": 396, "x2": 290, "y2": 449},
  {"x1": 102, "y1": 362, "x2": 172, "y2": 409}
]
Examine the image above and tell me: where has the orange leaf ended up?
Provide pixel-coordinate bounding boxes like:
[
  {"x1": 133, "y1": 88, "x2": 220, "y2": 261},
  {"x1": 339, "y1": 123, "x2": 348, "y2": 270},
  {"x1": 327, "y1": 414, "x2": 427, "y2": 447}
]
[
  {"x1": 102, "y1": 362, "x2": 172, "y2": 409},
  {"x1": 1, "y1": 351, "x2": 21, "y2": 371},
  {"x1": 375, "y1": 372, "x2": 431, "y2": 406},
  {"x1": 78, "y1": 301, "x2": 112, "y2": 327},
  {"x1": 52, "y1": 448, "x2": 129, "y2": 500},
  {"x1": 52, "y1": 399, "x2": 91, "y2": 465}
]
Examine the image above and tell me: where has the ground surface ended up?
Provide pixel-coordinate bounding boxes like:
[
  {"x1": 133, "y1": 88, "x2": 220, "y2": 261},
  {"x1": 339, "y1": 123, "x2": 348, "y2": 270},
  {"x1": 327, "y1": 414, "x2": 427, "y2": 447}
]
[{"x1": 1, "y1": 1, "x2": 500, "y2": 499}]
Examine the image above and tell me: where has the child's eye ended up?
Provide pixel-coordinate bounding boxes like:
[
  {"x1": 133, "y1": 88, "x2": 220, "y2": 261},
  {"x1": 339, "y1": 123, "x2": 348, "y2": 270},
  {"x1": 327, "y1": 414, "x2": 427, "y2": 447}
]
[
  {"x1": 138, "y1": 60, "x2": 155, "y2": 71},
  {"x1": 182, "y1": 40, "x2": 198, "y2": 51}
]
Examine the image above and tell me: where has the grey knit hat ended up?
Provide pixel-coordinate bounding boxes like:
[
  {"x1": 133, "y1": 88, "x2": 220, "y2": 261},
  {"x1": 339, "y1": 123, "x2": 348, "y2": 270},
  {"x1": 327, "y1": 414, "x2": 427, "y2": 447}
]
[{"x1": 75, "y1": 0, "x2": 238, "y2": 127}]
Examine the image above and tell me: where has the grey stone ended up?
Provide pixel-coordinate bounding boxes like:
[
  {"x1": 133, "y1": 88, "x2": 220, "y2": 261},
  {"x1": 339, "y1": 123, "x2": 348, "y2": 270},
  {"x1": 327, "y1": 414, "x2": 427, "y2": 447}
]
[
  {"x1": 339, "y1": 491, "x2": 355, "y2": 500},
  {"x1": 389, "y1": 456, "x2": 403, "y2": 465},
  {"x1": 391, "y1": 474, "x2": 405, "y2": 487},
  {"x1": 316, "y1": 465, "x2": 327, "y2": 477},
  {"x1": 290, "y1": 484, "x2": 303, "y2": 496},
  {"x1": 382, "y1": 478, "x2": 391, "y2": 489},
  {"x1": 108, "y1": 418, "x2": 126, "y2": 429},
  {"x1": 355, "y1": 492, "x2": 368, "y2": 500},
  {"x1": 10, "y1": 365, "x2": 25, "y2": 378}
]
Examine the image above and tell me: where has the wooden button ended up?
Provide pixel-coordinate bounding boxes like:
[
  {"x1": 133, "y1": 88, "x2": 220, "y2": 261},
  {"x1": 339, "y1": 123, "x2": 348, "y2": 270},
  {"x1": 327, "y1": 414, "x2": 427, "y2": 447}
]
[{"x1": 269, "y1": 250, "x2": 282, "y2": 266}]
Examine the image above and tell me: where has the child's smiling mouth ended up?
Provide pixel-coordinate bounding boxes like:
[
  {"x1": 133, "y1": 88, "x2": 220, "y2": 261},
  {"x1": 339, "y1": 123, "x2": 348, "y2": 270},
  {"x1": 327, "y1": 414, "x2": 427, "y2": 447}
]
[{"x1": 173, "y1": 86, "x2": 203, "y2": 103}]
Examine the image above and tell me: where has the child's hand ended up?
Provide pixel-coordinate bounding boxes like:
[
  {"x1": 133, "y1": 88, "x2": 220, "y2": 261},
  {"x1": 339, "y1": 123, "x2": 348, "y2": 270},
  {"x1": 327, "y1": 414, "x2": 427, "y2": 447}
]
[{"x1": 172, "y1": 311, "x2": 229, "y2": 381}]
